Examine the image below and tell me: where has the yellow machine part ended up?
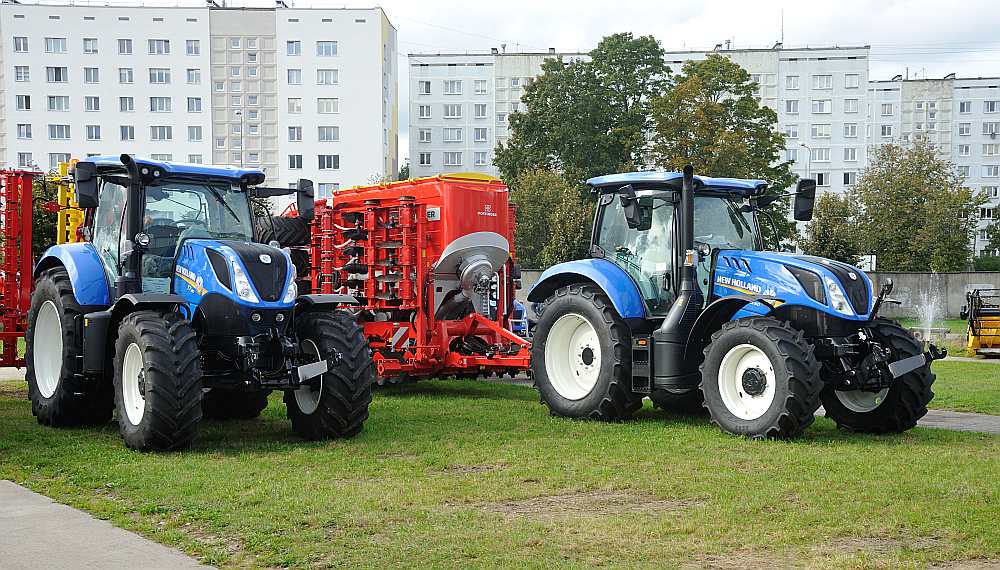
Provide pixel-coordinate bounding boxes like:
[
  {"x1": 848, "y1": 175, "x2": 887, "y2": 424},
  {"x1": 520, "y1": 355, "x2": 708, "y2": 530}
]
[
  {"x1": 52, "y1": 160, "x2": 84, "y2": 244},
  {"x1": 968, "y1": 316, "x2": 1000, "y2": 352}
]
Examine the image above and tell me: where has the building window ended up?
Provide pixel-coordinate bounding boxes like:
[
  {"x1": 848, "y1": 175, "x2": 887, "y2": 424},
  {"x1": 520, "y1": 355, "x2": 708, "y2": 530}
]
[
  {"x1": 149, "y1": 68, "x2": 171, "y2": 84},
  {"x1": 473, "y1": 103, "x2": 488, "y2": 119},
  {"x1": 247, "y1": 52, "x2": 257, "y2": 64},
  {"x1": 248, "y1": 67, "x2": 258, "y2": 77},
  {"x1": 49, "y1": 153, "x2": 71, "y2": 170},
  {"x1": 120, "y1": 97, "x2": 134, "y2": 112},
  {"x1": 881, "y1": 103, "x2": 894, "y2": 116},
  {"x1": 119, "y1": 67, "x2": 133, "y2": 84},
  {"x1": 46, "y1": 67, "x2": 68, "y2": 83},
  {"x1": 317, "y1": 98, "x2": 339, "y2": 113},
  {"x1": 150, "y1": 125, "x2": 172, "y2": 141},
  {"x1": 317, "y1": 183, "x2": 339, "y2": 198},
  {"x1": 231, "y1": 151, "x2": 242, "y2": 163},
  {"x1": 844, "y1": 171, "x2": 857, "y2": 185},
  {"x1": 45, "y1": 37, "x2": 67, "y2": 53},
  {"x1": 444, "y1": 104, "x2": 462, "y2": 118},
  {"x1": 18, "y1": 153, "x2": 33, "y2": 168},
  {"x1": 84, "y1": 67, "x2": 99, "y2": 83},
  {"x1": 960, "y1": 101, "x2": 972, "y2": 114},
  {"x1": 13, "y1": 36, "x2": 28, "y2": 53},
  {"x1": 288, "y1": 98, "x2": 302, "y2": 113},
  {"x1": 844, "y1": 147, "x2": 858, "y2": 161},
  {"x1": 148, "y1": 39, "x2": 170, "y2": 55},
  {"x1": 188, "y1": 154, "x2": 203, "y2": 164},
  {"x1": 86, "y1": 125, "x2": 101, "y2": 141},
  {"x1": 816, "y1": 172, "x2": 829, "y2": 186},
  {"x1": 474, "y1": 127, "x2": 488, "y2": 142},
  {"x1": 785, "y1": 148, "x2": 797, "y2": 162},
  {"x1": 844, "y1": 99, "x2": 859, "y2": 113},
  {"x1": 84, "y1": 96, "x2": 100, "y2": 111},
  {"x1": 960, "y1": 123, "x2": 972, "y2": 136},
  {"x1": 985, "y1": 144, "x2": 1000, "y2": 157},
  {"x1": 985, "y1": 122, "x2": 1000, "y2": 136},
  {"x1": 986, "y1": 165, "x2": 1000, "y2": 178},
  {"x1": 418, "y1": 152, "x2": 431, "y2": 166},
  {"x1": 230, "y1": 37, "x2": 241, "y2": 50},
  {"x1": 317, "y1": 69, "x2": 338, "y2": 85},
  {"x1": 418, "y1": 80, "x2": 431, "y2": 95},
  {"x1": 474, "y1": 79, "x2": 488, "y2": 95},
  {"x1": 844, "y1": 74, "x2": 859, "y2": 89},
  {"x1": 844, "y1": 123, "x2": 858, "y2": 138},
  {"x1": 187, "y1": 97, "x2": 202, "y2": 112},
  {"x1": 318, "y1": 126, "x2": 340, "y2": 141},
  {"x1": 959, "y1": 166, "x2": 972, "y2": 177},
  {"x1": 82, "y1": 38, "x2": 99, "y2": 54},
  {"x1": 318, "y1": 154, "x2": 340, "y2": 170},
  {"x1": 246, "y1": 94, "x2": 258, "y2": 106},
  {"x1": 443, "y1": 127, "x2": 463, "y2": 142},
  {"x1": 959, "y1": 144, "x2": 971, "y2": 157},
  {"x1": 247, "y1": 152, "x2": 259, "y2": 163},
  {"x1": 881, "y1": 124, "x2": 893, "y2": 137},
  {"x1": 288, "y1": 126, "x2": 303, "y2": 141},
  {"x1": 497, "y1": 113, "x2": 508, "y2": 125},
  {"x1": 248, "y1": 124, "x2": 259, "y2": 135},
  {"x1": 120, "y1": 125, "x2": 135, "y2": 141},
  {"x1": 215, "y1": 81, "x2": 225, "y2": 92},
  {"x1": 48, "y1": 124, "x2": 71, "y2": 140},
  {"x1": 784, "y1": 124, "x2": 798, "y2": 139},
  {"x1": 188, "y1": 126, "x2": 202, "y2": 141},
  {"x1": 444, "y1": 80, "x2": 463, "y2": 95},
  {"x1": 982, "y1": 207, "x2": 994, "y2": 219},
  {"x1": 812, "y1": 74, "x2": 832, "y2": 89},
  {"x1": 986, "y1": 101, "x2": 1000, "y2": 114},
  {"x1": 984, "y1": 186, "x2": 1000, "y2": 199},
  {"x1": 418, "y1": 105, "x2": 431, "y2": 119},
  {"x1": 812, "y1": 99, "x2": 832, "y2": 114},
  {"x1": 247, "y1": 110, "x2": 258, "y2": 120},
  {"x1": 186, "y1": 39, "x2": 200, "y2": 55},
  {"x1": 811, "y1": 124, "x2": 831, "y2": 138},
  {"x1": 215, "y1": 137, "x2": 226, "y2": 149},
  {"x1": 230, "y1": 66, "x2": 241, "y2": 78},
  {"x1": 288, "y1": 155, "x2": 303, "y2": 169},
  {"x1": 443, "y1": 151, "x2": 463, "y2": 166},
  {"x1": 187, "y1": 69, "x2": 201, "y2": 84},
  {"x1": 785, "y1": 100, "x2": 799, "y2": 114},
  {"x1": 16, "y1": 124, "x2": 32, "y2": 139},
  {"x1": 287, "y1": 69, "x2": 302, "y2": 85},
  {"x1": 418, "y1": 128, "x2": 431, "y2": 143},
  {"x1": 785, "y1": 75, "x2": 799, "y2": 90},
  {"x1": 511, "y1": 78, "x2": 520, "y2": 87},
  {"x1": 16, "y1": 95, "x2": 30, "y2": 111},
  {"x1": 812, "y1": 147, "x2": 831, "y2": 162},
  {"x1": 286, "y1": 40, "x2": 301, "y2": 56},
  {"x1": 14, "y1": 66, "x2": 29, "y2": 82},
  {"x1": 474, "y1": 152, "x2": 488, "y2": 166},
  {"x1": 150, "y1": 97, "x2": 171, "y2": 113},
  {"x1": 47, "y1": 96, "x2": 69, "y2": 111},
  {"x1": 316, "y1": 41, "x2": 338, "y2": 56}
]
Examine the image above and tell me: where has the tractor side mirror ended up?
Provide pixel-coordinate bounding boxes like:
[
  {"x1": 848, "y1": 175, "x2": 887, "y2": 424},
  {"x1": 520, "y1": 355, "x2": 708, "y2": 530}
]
[
  {"x1": 74, "y1": 161, "x2": 99, "y2": 209},
  {"x1": 296, "y1": 178, "x2": 315, "y2": 222},
  {"x1": 619, "y1": 185, "x2": 651, "y2": 231},
  {"x1": 793, "y1": 179, "x2": 817, "y2": 221}
]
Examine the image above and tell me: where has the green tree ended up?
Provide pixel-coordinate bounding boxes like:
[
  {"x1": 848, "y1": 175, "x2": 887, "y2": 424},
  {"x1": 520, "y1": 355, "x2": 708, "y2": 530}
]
[
  {"x1": 398, "y1": 163, "x2": 410, "y2": 181},
  {"x1": 32, "y1": 179, "x2": 58, "y2": 259},
  {"x1": 799, "y1": 192, "x2": 862, "y2": 265},
  {"x1": 851, "y1": 138, "x2": 981, "y2": 272},
  {"x1": 494, "y1": 32, "x2": 670, "y2": 184},
  {"x1": 509, "y1": 170, "x2": 591, "y2": 268},
  {"x1": 650, "y1": 53, "x2": 796, "y2": 246}
]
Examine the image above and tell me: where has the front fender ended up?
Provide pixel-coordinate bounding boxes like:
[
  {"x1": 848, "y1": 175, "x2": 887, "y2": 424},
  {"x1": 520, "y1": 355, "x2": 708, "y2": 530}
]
[
  {"x1": 35, "y1": 243, "x2": 111, "y2": 307},
  {"x1": 527, "y1": 258, "x2": 646, "y2": 319}
]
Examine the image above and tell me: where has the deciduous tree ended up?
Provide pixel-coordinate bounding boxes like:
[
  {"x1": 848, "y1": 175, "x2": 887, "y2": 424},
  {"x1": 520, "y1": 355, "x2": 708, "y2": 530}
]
[{"x1": 799, "y1": 192, "x2": 862, "y2": 265}]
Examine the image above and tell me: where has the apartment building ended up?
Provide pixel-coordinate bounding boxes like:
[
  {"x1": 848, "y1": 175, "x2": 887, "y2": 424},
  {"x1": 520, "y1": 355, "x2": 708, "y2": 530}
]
[
  {"x1": 0, "y1": 2, "x2": 397, "y2": 200},
  {"x1": 408, "y1": 49, "x2": 587, "y2": 178}
]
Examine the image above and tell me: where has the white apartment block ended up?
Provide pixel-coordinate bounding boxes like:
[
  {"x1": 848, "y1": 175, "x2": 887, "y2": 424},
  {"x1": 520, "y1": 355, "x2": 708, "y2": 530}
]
[
  {"x1": 0, "y1": 2, "x2": 397, "y2": 204},
  {"x1": 408, "y1": 48, "x2": 586, "y2": 178}
]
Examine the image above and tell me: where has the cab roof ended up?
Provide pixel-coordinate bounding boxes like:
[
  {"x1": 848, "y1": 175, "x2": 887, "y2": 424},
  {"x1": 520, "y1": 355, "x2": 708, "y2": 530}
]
[
  {"x1": 587, "y1": 171, "x2": 768, "y2": 197},
  {"x1": 83, "y1": 155, "x2": 266, "y2": 186}
]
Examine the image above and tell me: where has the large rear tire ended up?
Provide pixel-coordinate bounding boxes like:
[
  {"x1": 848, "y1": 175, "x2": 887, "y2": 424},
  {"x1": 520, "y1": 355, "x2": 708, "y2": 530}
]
[
  {"x1": 113, "y1": 311, "x2": 203, "y2": 451},
  {"x1": 530, "y1": 284, "x2": 642, "y2": 420},
  {"x1": 820, "y1": 318, "x2": 934, "y2": 433},
  {"x1": 285, "y1": 311, "x2": 372, "y2": 440},
  {"x1": 25, "y1": 267, "x2": 112, "y2": 426},
  {"x1": 202, "y1": 388, "x2": 271, "y2": 420},
  {"x1": 261, "y1": 216, "x2": 310, "y2": 247},
  {"x1": 701, "y1": 317, "x2": 821, "y2": 439}
]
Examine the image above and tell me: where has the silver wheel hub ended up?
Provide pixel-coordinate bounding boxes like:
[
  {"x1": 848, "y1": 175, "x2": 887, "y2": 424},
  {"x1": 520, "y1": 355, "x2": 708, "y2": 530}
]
[
  {"x1": 33, "y1": 300, "x2": 64, "y2": 399},
  {"x1": 835, "y1": 388, "x2": 889, "y2": 413},
  {"x1": 122, "y1": 342, "x2": 146, "y2": 425},
  {"x1": 718, "y1": 344, "x2": 776, "y2": 420},
  {"x1": 294, "y1": 339, "x2": 324, "y2": 415},
  {"x1": 544, "y1": 312, "x2": 602, "y2": 401}
]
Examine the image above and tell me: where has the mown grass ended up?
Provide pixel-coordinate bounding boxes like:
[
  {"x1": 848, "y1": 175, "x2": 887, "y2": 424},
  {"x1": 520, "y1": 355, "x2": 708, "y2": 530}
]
[
  {"x1": 0, "y1": 376, "x2": 998, "y2": 569},
  {"x1": 933, "y1": 360, "x2": 1000, "y2": 415}
]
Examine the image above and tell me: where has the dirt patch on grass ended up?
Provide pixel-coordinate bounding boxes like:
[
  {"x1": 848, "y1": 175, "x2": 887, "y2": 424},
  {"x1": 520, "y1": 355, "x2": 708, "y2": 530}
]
[
  {"x1": 932, "y1": 561, "x2": 1000, "y2": 569},
  {"x1": 0, "y1": 381, "x2": 28, "y2": 399},
  {"x1": 477, "y1": 490, "x2": 698, "y2": 520},
  {"x1": 437, "y1": 463, "x2": 506, "y2": 474}
]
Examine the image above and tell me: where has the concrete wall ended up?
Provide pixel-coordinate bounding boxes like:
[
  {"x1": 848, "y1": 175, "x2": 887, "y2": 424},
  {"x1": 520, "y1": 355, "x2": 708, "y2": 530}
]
[{"x1": 517, "y1": 269, "x2": 1000, "y2": 319}]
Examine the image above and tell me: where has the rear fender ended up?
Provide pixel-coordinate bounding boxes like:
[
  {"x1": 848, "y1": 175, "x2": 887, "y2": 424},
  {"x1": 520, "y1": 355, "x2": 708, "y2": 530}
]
[
  {"x1": 35, "y1": 243, "x2": 111, "y2": 307},
  {"x1": 526, "y1": 259, "x2": 646, "y2": 319}
]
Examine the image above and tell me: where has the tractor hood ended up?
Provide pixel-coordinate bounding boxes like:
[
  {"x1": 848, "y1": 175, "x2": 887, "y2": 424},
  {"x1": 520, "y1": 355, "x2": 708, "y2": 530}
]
[
  {"x1": 173, "y1": 239, "x2": 296, "y2": 310},
  {"x1": 713, "y1": 250, "x2": 873, "y2": 321}
]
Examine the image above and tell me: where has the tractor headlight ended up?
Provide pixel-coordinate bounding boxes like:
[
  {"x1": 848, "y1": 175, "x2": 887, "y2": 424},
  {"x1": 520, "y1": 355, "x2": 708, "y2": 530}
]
[
  {"x1": 282, "y1": 279, "x2": 298, "y2": 303},
  {"x1": 231, "y1": 260, "x2": 260, "y2": 303},
  {"x1": 824, "y1": 276, "x2": 852, "y2": 315}
]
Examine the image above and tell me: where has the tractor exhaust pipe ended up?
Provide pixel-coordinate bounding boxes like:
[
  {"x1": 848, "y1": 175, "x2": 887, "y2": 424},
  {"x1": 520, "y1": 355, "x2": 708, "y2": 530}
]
[
  {"x1": 651, "y1": 165, "x2": 705, "y2": 388},
  {"x1": 117, "y1": 154, "x2": 144, "y2": 297}
]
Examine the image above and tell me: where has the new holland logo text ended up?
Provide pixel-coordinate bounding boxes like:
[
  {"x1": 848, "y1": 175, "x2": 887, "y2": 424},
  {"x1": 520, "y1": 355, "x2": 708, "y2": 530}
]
[
  {"x1": 176, "y1": 265, "x2": 207, "y2": 296},
  {"x1": 716, "y1": 275, "x2": 763, "y2": 295},
  {"x1": 477, "y1": 203, "x2": 497, "y2": 217}
]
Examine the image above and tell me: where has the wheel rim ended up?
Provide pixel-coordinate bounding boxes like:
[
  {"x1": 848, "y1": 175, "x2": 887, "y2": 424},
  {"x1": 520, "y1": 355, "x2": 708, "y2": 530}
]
[
  {"x1": 544, "y1": 312, "x2": 601, "y2": 401},
  {"x1": 122, "y1": 343, "x2": 146, "y2": 425},
  {"x1": 33, "y1": 300, "x2": 64, "y2": 399},
  {"x1": 835, "y1": 388, "x2": 889, "y2": 413},
  {"x1": 294, "y1": 339, "x2": 324, "y2": 415},
  {"x1": 717, "y1": 344, "x2": 776, "y2": 421}
]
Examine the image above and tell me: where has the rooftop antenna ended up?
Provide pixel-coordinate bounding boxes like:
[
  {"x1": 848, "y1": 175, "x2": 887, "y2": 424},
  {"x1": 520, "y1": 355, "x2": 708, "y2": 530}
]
[{"x1": 780, "y1": 9, "x2": 784, "y2": 44}]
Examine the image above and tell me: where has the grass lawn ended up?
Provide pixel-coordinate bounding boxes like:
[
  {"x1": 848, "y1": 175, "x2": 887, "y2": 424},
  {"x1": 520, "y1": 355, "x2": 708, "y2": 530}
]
[
  {"x1": 898, "y1": 318, "x2": 967, "y2": 336},
  {"x1": 932, "y1": 360, "x2": 1000, "y2": 415},
  {"x1": 1, "y1": 377, "x2": 999, "y2": 569}
]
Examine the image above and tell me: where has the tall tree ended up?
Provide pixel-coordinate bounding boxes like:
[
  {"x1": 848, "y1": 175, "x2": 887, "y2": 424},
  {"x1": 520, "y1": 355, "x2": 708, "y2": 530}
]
[
  {"x1": 799, "y1": 192, "x2": 862, "y2": 265},
  {"x1": 650, "y1": 54, "x2": 797, "y2": 246},
  {"x1": 851, "y1": 138, "x2": 981, "y2": 272},
  {"x1": 509, "y1": 169, "x2": 591, "y2": 268},
  {"x1": 494, "y1": 32, "x2": 670, "y2": 185}
]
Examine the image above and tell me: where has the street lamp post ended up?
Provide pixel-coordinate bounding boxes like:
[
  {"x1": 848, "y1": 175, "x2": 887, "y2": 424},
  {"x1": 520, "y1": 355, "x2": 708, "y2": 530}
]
[
  {"x1": 799, "y1": 142, "x2": 812, "y2": 179},
  {"x1": 235, "y1": 109, "x2": 245, "y2": 167}
]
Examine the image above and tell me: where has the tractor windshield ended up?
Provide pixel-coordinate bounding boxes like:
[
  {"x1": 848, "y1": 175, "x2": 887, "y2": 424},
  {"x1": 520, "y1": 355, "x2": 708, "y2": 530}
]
[{"x1": 693, "y1": 196, "x2": 758, "y2": 252}]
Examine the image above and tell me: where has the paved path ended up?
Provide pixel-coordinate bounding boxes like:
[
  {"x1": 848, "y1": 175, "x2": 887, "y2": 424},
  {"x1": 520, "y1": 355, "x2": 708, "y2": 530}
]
[{"x1": 0, "y1": 481, "x2": 210, "y2": 570}]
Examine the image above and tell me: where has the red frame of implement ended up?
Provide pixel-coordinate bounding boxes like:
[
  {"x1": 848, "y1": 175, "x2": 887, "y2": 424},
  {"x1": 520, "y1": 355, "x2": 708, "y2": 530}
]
[
  {"x1": 309, "y1": 175, "x2": 530, "y2": 380},
  {"x1": 0, "y1": 170, "x2": 36, "y2": 367}
]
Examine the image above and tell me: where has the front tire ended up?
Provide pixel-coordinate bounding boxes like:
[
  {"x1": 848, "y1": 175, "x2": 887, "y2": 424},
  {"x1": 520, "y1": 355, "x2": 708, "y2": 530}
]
[
  {"x1": 285, "y1": 311, "x2": 372, "y2": 440},
  {"x1": 820, "y1": 318, "x2": 934, "y2": 433},
  {"x1": 113, "y1": 311, "x2": 203, "y2": 451},
  {"x1": 530, "y1": 284, "x2": 642, "y2": 420},
  {"x1": 701, "y1": 318, "x2": 821, "y2": 439},
  {"x1": 25, "y1": 267, "x2": 112, "y2": 426}
]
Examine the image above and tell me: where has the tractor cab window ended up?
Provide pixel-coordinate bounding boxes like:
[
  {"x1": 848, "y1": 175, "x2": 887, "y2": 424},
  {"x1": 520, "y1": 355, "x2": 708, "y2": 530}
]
[
  {"x1": 92, "y1": 180, "x2": 128, "y2": 282},
  {"x1": 693, "y1": 195, "x2": 758, "y2": 298},
  {"x1": 596, "y1": 194, "x2": 675, "y2": 315}
]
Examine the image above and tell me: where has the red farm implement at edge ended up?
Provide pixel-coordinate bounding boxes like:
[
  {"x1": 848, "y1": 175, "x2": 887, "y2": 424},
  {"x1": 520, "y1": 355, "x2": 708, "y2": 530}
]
[{"x1": 0, "y1": 170, "x2": 35, "y2": 367}]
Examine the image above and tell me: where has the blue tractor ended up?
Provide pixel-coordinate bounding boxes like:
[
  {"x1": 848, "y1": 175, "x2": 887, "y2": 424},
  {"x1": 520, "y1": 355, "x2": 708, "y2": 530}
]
[
  {"x1": 25, "y1": 155, "x2": 372, "y2": 450},
  {"x1": 528, "y1": 166, "x2": 945, "y2": 439}
]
